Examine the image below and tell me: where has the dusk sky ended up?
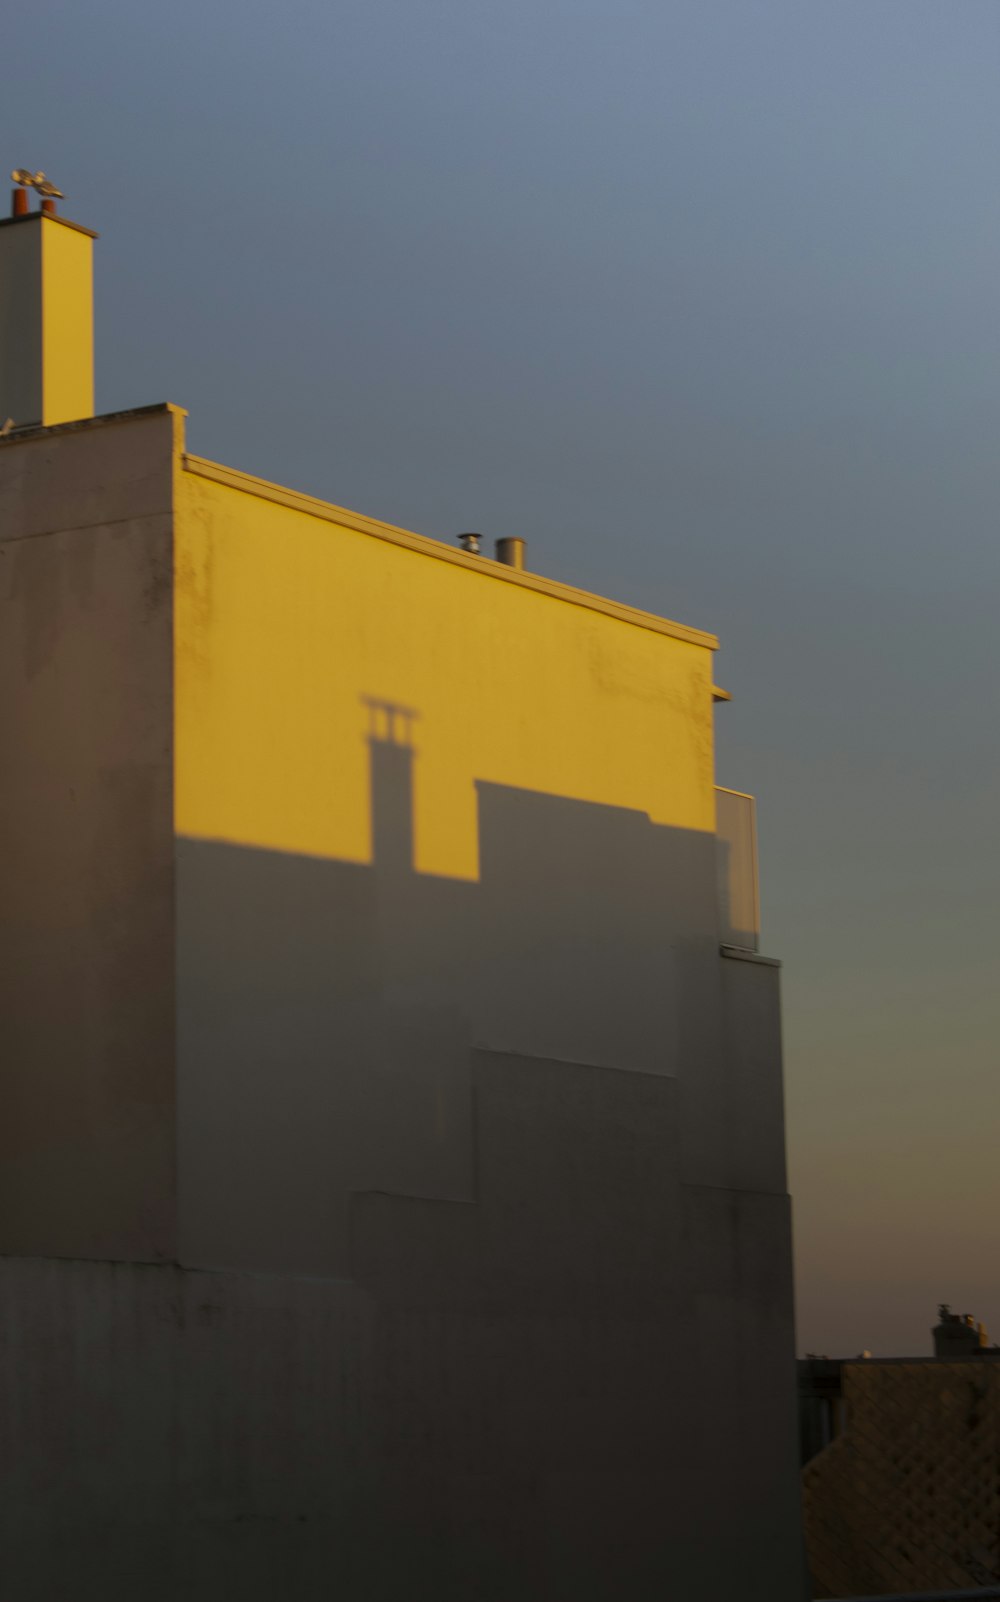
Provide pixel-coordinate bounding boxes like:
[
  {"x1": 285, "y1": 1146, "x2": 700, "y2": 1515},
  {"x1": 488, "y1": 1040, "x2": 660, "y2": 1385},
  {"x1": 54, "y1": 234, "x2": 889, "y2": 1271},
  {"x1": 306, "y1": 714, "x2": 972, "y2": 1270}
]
[{"x1": 7, "y1": 0, "x2": 1000, "y2": 1357}]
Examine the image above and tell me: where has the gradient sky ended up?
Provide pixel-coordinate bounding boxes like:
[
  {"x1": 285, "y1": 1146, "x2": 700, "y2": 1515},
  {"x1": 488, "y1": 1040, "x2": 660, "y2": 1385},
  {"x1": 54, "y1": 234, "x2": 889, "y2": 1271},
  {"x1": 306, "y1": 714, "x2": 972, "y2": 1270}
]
[{"x1": 6, "y1": 0, "x2": 1000, "y2": 1357}]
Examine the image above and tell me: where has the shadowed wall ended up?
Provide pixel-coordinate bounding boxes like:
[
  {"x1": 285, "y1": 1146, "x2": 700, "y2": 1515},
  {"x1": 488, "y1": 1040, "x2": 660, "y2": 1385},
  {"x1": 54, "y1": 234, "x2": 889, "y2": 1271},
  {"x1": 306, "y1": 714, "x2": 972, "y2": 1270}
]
[
  {"x1": 162, "y1": 741, "x2": 801, "y2": 1600},
  {"x1": 0, "y1": 408, "x2": 178, "y2": 1260}
]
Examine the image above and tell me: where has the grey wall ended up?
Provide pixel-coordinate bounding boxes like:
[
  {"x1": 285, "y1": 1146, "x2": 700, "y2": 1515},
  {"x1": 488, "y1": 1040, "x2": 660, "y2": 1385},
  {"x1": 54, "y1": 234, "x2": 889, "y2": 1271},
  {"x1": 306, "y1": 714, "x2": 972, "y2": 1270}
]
[
  {"x1": 2, "y1": 1066, "x2": 800, "y2": 1600},
  {"x1": 170, "y1": 736, "x2": 803, "y2": 1599},
  {"x1": 176, "y1": 749, "x2": 786, "y2": 1274},
  {"x1": 0, "y1": 408, "x2": 176, "y2": 1259}
]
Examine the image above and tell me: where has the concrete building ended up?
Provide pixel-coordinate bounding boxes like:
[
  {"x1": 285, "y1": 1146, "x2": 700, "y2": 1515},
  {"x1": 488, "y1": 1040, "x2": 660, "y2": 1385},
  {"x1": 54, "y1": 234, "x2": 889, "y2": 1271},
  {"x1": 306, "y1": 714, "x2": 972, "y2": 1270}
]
[
  {"x1": 1, "y1": 192, "x2": 804, "y2": 1599},
  {"x1": 801, "y1": 1313, "x2": 1000, "y2": 1597}
]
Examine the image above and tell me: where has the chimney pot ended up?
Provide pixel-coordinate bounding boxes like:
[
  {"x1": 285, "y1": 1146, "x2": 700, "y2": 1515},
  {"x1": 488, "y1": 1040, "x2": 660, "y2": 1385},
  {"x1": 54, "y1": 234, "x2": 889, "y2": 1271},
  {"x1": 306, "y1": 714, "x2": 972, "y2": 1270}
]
[
  {"x1": 495, "y1": 537, "x2": 526, "y2": 571},
  {"x1": 41, "y1": 197, "x2": 57, "y2": 215},
  {"x1": 11, "y1": 188, "x2": 28, "y2": 218}
]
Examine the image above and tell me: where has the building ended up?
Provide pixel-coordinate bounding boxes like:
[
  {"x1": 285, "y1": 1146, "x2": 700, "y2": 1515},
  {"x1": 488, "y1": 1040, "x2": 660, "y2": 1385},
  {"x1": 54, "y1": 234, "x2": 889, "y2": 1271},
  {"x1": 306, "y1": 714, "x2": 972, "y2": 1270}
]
[
  {"x1": 801, "y1": 1311, "x2": 1000, "y2": 1597},
  {"x1": 1, "y1": 190, "x2": 805, "y2": 1600}
]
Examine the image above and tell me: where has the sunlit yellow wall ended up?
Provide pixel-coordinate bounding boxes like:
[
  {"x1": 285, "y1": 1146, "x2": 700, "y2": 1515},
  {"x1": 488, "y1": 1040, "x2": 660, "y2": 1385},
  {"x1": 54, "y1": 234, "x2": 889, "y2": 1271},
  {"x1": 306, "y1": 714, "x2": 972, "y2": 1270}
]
[
  {"x1": 175, "y1": 464, "x2": 717, "y2": 882},
  {"x1": 41, "y1": 218, "x2": 94, "y2": 426}
]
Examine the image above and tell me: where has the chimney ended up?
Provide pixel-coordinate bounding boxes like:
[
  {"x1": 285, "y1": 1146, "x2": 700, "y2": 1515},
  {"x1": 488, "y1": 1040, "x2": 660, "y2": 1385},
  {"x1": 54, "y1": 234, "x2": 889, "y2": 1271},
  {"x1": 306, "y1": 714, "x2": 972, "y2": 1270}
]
[
  {"x1": 495, "y1": 537, "x2": 526, "y2": 571},
  {"x1": 933, "y1": 1304, "x2": 988, "y2": 1357},
  {"x1": 0, "y1": 193, "x2": 97, "y2": 429}
]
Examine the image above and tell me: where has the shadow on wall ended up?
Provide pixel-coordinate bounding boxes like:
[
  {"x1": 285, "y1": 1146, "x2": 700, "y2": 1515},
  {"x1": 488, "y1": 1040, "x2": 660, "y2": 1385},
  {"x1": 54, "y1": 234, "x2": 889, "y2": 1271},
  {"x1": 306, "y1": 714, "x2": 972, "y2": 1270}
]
[
  {"x1": 176, "y1": 700, "x2": 726, "y2": 1279},
  {"x1": 9, "y1": 706, "x2": 801, "y2": 1602}
]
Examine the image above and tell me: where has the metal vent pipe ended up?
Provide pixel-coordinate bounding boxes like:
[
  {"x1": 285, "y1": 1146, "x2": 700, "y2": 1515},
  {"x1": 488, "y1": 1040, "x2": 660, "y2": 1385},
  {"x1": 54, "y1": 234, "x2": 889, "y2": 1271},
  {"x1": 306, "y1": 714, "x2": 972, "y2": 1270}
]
[{"x1": 495, "y1": 537, "x2": 526, "y2": 571}]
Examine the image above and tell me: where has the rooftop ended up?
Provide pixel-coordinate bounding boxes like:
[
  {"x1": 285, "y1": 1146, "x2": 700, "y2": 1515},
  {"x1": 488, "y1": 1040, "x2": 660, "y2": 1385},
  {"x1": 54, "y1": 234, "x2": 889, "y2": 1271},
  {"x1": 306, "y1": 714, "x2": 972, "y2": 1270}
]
[{"x1": 3, "y1": 402, "x2": 725, "y2": 664}]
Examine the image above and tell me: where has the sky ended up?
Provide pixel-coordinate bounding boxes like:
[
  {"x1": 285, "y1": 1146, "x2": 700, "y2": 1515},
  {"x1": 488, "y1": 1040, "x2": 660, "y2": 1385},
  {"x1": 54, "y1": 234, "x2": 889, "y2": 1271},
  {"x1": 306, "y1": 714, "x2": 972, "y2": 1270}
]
[{"x1": 5, "y1": 0, "x2": 1000, "y2": 1357}]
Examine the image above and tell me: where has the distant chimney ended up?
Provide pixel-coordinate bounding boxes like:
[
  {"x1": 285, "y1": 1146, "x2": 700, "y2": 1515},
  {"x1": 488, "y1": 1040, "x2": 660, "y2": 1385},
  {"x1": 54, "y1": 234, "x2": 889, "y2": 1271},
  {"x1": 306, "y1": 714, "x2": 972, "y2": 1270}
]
[
  {"x1": 933, "y1": 1304, "x2": 988, "y2": 1357},
  {"x1": 457, "y1": 532, "x2": 482, "y2": 556},
  {"x1": 495, "y1": 537, "x2": 526, "y2": 571},
  {"x1": 0, "y1": 203, "x2": 97, "y2": 428}
]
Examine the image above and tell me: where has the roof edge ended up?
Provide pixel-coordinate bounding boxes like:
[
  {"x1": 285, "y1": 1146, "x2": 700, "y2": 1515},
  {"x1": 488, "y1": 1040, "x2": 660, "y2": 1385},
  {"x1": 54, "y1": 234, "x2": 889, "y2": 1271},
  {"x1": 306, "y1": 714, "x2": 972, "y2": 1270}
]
[
  {"x1": 182, "y1": 453, "x2": 719, "y2": 653},
  {"x1": 0, "y1": 211, "x2": 99, "y2": 239},
  {"x1": 0, "y1": 403, "x2": 185, "y2": 447}
]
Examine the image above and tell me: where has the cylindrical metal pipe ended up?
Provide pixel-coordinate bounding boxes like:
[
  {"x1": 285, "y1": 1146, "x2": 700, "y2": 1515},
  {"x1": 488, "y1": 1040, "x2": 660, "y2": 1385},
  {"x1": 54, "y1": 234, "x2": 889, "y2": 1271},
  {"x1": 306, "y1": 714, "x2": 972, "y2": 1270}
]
[
  {"x1": 11, "y1": 187, "x2": 28, "y2": 217},
  {"x1": 495, "y1": 537, "x2": 526, "y2": 571},
  {"x1": 41, "y1": 197, "x2": 57, "y2": 215}
]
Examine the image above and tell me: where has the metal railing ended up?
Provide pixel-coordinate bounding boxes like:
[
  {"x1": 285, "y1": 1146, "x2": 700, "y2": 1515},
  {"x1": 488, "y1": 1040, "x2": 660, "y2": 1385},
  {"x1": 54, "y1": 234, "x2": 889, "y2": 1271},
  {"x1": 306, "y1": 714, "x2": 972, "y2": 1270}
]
[{"x1": 715, "y1": 786, "x2": 760, "y2": 952}]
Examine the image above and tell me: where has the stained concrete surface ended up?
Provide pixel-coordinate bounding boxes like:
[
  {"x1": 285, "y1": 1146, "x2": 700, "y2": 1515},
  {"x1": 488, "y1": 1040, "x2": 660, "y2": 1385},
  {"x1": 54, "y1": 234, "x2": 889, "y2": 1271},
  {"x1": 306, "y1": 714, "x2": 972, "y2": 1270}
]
[{"x1": 0, "y1": 410, "x2": 176, "y2": 1262}]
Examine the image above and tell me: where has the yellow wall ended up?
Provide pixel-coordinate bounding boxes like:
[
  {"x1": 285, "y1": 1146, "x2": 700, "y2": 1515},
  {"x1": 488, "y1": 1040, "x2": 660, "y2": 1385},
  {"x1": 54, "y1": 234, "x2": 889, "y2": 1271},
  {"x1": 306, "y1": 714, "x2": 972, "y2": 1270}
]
[
  {"x1": 41, "y1": 217, "x2": 94, "y2": 426},
  {"x1": 175, "y1": 463, "x2": 717, "y2": 882}
]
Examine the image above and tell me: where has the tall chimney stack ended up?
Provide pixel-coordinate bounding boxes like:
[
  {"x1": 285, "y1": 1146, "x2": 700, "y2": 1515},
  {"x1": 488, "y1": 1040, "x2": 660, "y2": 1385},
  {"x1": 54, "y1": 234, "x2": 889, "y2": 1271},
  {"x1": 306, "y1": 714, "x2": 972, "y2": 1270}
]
[{"x1": 0, "y1": 184, "x2": 96, "y2": 429}]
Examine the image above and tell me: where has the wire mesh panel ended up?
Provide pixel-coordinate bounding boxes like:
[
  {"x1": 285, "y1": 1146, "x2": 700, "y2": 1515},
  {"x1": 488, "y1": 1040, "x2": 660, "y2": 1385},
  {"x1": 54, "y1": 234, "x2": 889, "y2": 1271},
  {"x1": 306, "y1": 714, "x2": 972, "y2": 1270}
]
[{"x1": 804, "y1": 1362, "x2": 1000, "y2": 1598}]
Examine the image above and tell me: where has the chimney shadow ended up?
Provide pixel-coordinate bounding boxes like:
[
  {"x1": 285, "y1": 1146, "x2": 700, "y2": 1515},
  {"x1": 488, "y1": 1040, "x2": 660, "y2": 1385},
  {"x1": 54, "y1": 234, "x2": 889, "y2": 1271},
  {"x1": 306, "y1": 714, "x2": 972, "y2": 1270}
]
[
  {"x1": 176, "y1": 703, "x2": 734, "y2": 1278},
  {"x1": 362, "y1": 696, "x2": 419, "y2": 878},
  {"x1": 167, "y1": 703, "x2": 795, "y2": 1599}
]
